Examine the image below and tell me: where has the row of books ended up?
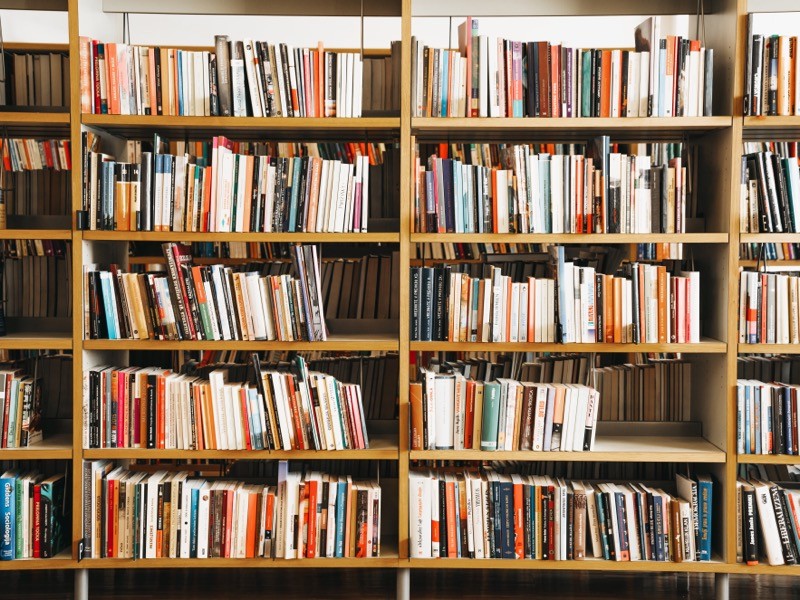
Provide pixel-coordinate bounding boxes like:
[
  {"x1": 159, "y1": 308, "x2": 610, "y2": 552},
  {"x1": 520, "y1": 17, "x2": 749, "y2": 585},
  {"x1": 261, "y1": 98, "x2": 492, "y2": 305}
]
[
  {"x1": 737, "y1": 380, "x2": 800, "y2": 456},
  {"x1": 556, "y1": 249, "x2": 701, "y2": 344},
  {"x1": 82, "y1": 461, "x2": 381, "y2": 560},
  {"x1": 3, "y1": 249, "x2": 72, "y2": 320},
  {"x1": 412, "y1": 242, "x2": 682, "y2": 262},
  {"x1": 1, "y1": 139, "x2": 71, "y2": 173},
  {"x1": 4, "y1": 170, "x2": 71, "y2": 221},
  {"x1": 362, "y1": 46, "x2": 401, "y2": 115},
  {"x1": 322, "y1": 253, "x2": 399, "y2": 321},
  {"x1": 0, "y1": 370, "x2": 42, "y2": 449},
  {"x1": 82, "y1": 134, "x2": 391, "y2": 233},
  {"x1": 409, "y1": 469, "x2": 713, "y2": 561},
  {"x1": 83, "y1": 355, "x2": 369, "y2": 451},
  {"x1": 79, "y1": 37, "x2": 368, "y2": 118},
  {"x1": 414, "y1": 139, "x2": 690, "y2": 234},
  {"x1": 740, "y1": 242, "x2": 800, "y2": 262},
  {"x1": 0, "y1": 471, "x2": 68, "y2": 560},
  {"x1": 410, "y1": 373, "x2": 599, "y2": 452},
  {"x1": 1, "y1": 51, "x2": 70, "y2": 108},
  {"x1": 85, "y1": 244, "x2": 328, "y2": 341},
  {"x1": 738, "y1": 478, "x2": 800, "y2": 566},
  {"x1": 411, "y1": 16, "x2": 713, "y2": 118},
  {"x1": 744, "y1": 22, "x2": 800, "y2": 116},
  {"x1": 738, "y1": 354, "x2": 800, "y2": 385},
  {"x1": 595, "y1": 360, "x2": 692, "y2": 423},
  {"x1": 741, "y1": 144, "x2": 800, "y2": 233},
  {"x1": 739, "y1": 270, "x2": 800, "y2": 344}
]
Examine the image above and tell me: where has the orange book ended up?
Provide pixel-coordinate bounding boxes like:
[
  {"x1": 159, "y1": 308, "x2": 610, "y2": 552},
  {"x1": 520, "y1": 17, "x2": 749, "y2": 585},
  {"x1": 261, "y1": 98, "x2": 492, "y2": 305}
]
[
  {"x1": 409, "y1": 382, "x2": 424, "y2": 450},
  {"x1": 106, "y1": 42, "x2": 120, "y2": 114},
  {"x1": 657, "y1": 266, "x2": 668, "y2": 343},
  {"x1": 613, "y1": 276, "x2": 622, "y2": 343},
  {"x1": 239, "y1": 388, "x2": 252, "y2": 450},
  {"x1": 636, "y1": 265, "x2": 646, "y2": 339},
  {"x1": 306, "y1": 156, "x2": 323, "y2": 232},
  {"x1": 241, "y1": 155, "x2": 255, "y2": 231},
  {"x1": 464, "y1": 380, "x2": 475, "y2": 449},
  {"x1": 245, "y1": 491, "x2": 258, "y2": 558},
  {"x1": 224, "y1": 489, "x2": 234, "y2": 558},
  {"x1": 115, "y1": 179, "x2": 129, "y2": 232},
  {"x1": 445, "y1": 478, "x2": 458, "y2": 558},
  {"x1": 665, "y1": 36, "x2": 676, "y2": 115},
  {"x1": 285, "y1": 373, "x2": 306, "y2": 449},
  {"x1": 201, "y1": 165, "x2": 213, "y2": 231},
  {"x1": 317, "y1": 42, "x2": 325, "y2": 117},
  {"x1": 306, "y1": 479, "x2": 319, "y2": 558},
  {"x1": 265, "y1": 491, "x2": 276, "y2": 553},
  {"x1": 343, "y1": 480, "x2": 354, "y2": 557},
  {"x1": 513, "y1": 478, "x2": 524, "y2": 559},
  {"x1": 604, "y1": 275, "x2": 614, "y2": 343},
  {"x1": 550, "y1": 44, "x2": 561, "y2": 117},
  {"x1": 157, "y1": 372, "x2": 166, "y2": 449},
  {"x1": 527, "y1": 276, "x2": 536, "y2": 341},
  {"x1": 159, "y1": 48, "x2": 170, "y2": 115},
  {"x1": 600, "y1": 50, "x2": 611, "y2": 117},
  {"x1": 171, "y1": 48, "x2": 180, "y2": 116}
]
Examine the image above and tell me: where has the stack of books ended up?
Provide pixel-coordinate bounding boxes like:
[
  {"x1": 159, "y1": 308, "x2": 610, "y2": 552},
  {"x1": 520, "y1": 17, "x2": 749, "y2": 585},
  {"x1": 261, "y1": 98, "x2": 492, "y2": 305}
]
[
  {"x1": 0, "y1": 51, "x2": 70, "y2": 108},
  {"x1": 739, "y1": 269, "x2": 800, "y2": 344},
  {"x1": 411, "y1": 16, "x2": 713, "y2": 118},
  {"x1": 84, "y1": 243, "x2": 327, "y2": 341},
  {"x1": 81, "y1": 460, "x2": 381, "y2": 559},
  {"x1": 737, "y1": 478, "x2": 800, "y2": 566},
  {"x1": 82, "y1": 134, "x2": 386, "y2": 233},
  {"x1": 744, "y1": 24, "x2": 800, "y2": 116},
  {"x1": 410, "y1": 372, "x2": 600, "y2": 452},
  {"x1": 409, "y1": 469, "x2": 713, "y2": 561},
  {"x1": 322, "y1": 253, "x2": 400, "y2": 321},
  {"x1": 737, "y1": 380, "x2": 800, "y2": 455},
  {"x1": 738, "y1": 354, "x2": 800, "y2": 383},
  {"x1": 0, "y1": 471, "x2": 68, "y2": 560},
  {"x1": 2, "y1": 240, "x2": 72, "y2": 322},
  {"x1": 79, "y1": 36, "x2": 368, "y2": 117},
  {"x1": 415, "y1": 139, "x2": 690, "y2": 234},
  {"x1": 741, "y1": 142, "x2": 800, "y2": 233}
]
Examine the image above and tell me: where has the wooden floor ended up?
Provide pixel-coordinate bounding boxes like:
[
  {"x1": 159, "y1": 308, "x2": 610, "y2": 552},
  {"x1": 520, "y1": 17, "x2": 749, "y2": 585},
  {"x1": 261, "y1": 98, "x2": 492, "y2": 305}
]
[{"x1": 0, "y1": 569, "x2": 797, "y2": 599}]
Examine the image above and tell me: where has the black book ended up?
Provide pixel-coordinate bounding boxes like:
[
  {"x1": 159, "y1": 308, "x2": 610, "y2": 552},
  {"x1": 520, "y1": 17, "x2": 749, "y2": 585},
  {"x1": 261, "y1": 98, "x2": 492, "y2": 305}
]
[
  {"x1": 420, "y1": 267, "x2": 434, "y2": 341},
  {"x1": 750, "y1": 154, "x2": 773, "y2": 232},
  {"x1": 214, "y1": 35, "x2": 232, "y2": 116},
  {"x1": 704, "y1": 49, "x2": 714, "y2": 116},
  {"x1": 592, "y1": 49, "x2": 601, "y2": 118},
  {"x1": 771, "y1": 484, "x2": 797, "y2": 564},
  {"x1": 439, "y1": 478, "x2": 448, "y2": 558},
  {"x1": 500, "y1": 480, "x2": 515, "y2": 559},
  {"x1": 409, "y1": 267, "x2": 421, "y2": 340},
  {"x1": 208, "y1": 53, "x2": 219, "y2": 116},
  {"x1": 768, "y1": 35, "x2": 779, "y2": 116},
  {"x1": 774, "y1": 386, "x2": 786, "y2": 454},
  {"x1": 752, "y1": 35, "x2": 764, "y2": 116},
  {"x1": 762, "y1": 152, "x2": 784, "y2": 232},
  {"x1": 771, "y1": 153, "x2": 792, "y2": 235}
]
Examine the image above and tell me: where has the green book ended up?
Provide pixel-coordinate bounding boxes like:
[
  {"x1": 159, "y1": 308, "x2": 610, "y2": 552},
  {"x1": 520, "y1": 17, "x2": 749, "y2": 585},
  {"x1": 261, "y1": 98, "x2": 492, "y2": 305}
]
[
  {"x1": 581, "y1": 50, "x2": 593, "y2": 117},
  {"x1": 480, "y1": 381, "x2": 501, "y2": 451},
  {"x1": 39, "y1": 473, "x2": 67, "y2": 558}
]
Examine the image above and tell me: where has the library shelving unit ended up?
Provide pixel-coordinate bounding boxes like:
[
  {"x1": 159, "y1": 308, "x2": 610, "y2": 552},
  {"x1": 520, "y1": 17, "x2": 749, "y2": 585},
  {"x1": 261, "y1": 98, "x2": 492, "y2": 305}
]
[{"x1": 0, "y1": 0, "x2": 796, "y2": 597}]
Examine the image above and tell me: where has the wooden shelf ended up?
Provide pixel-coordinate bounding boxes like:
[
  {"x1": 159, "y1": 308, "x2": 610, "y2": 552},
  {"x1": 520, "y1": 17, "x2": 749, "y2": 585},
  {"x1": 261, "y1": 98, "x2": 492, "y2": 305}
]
[
  {"x1": 81, "y1": 230, "x2": 400, "y2": 243},
  {"x1": 0, "y1": 549, "x2": 74, "y2": 570},
  {"x1": 0, "y1": 332, "x2": 72, "y2": 350},
  {"x1": 739, "y1": 260, "x2": 800, "y2": 267},
  {"x1": 83, "y1": 333, "x2": 399, "y2": 351},
  {"x1": 0, "y1": 229, "x2": 72, "y2": 240},
  {"x1": 729, "y1": 562, "x2": 800, "y2": 574},
  {"x1": 410, "y1": 436, "x2": 725, "y2": 463},
  {"x1": 0, "y1": 110, "x2": 70, "y2": 136},
  {"x1": 410, "y1": 338, "x2": 726, "y2": 353},
  {"x1": 0, "y1": 433, "x2": 72, "y2": 459},
  {"x1": 738, "y1": 344, "x2": 800, "y2": 354},
  {"x1": 405, "y1": 557, "x2": 727, "y2": 573},
  {"x1": 737, "y1": 454, "x2": 800, "y2": 465},
  {"x1": 84, "y1": 434, "x2": 398, "y2": 460},
  {"x1": 410, "y1": 233, "x2": 727, "y2": 244},
  {"x1": 739, "y1": 233, "x2": 800, "y2": 243},
  {"x1": 82, "y1": 114, "x2": 400, "y2": 139},
  {"x1": 412, "y1": 116, "x2": 733, "y2": 137},
  {"x1": 743, "y1": 115, "x2": 800, "y2": 131}
]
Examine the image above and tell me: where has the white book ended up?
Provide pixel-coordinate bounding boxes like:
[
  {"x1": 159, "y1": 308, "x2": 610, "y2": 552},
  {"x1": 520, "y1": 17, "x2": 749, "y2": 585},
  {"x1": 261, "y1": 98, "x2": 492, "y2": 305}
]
[
  {"x1": 519, "y1": 282, "x2": 529, "y2": 342},
  {"x1": 409, "y1": 472, "x2": 432, "y2": 558},
  {"x1": 145, "y1": 471, "x2": 167, "y2": 558},
  {"x1": 639, "y1": 50, "x2": 650, "y2": 117},
  {"x1": 531, "y1": 384, "x2": 548, "y2": 452},
  {"x1": 195, "y1": 481, "x2": 212, "y2": 558},
  {"x1": 434, "y1": 375, "x2": 455, "y2": 449},
  {"x1": 627, "y1": 52, "x2": 640, "y2": 117},
  {"x1": 610, "y1": 49, "x2": 621, "y2": 118},
  {"x1": 509, "y1": 282, "x2": 520, "y2": 342}
]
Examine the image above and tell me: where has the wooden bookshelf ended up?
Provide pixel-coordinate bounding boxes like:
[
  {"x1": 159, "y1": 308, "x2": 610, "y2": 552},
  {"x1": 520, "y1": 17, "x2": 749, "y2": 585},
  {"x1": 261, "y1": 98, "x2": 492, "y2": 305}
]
[{"x1": 0, "y1": 0, "x2": 788, "y2": 595}]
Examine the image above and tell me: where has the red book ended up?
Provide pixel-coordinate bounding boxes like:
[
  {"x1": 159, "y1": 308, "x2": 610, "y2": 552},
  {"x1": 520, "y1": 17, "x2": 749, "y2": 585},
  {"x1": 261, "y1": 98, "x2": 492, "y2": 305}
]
[
  {"x1": 600, "y1": 50, "x2": 612, "y2": 117},
  {"x1": 513, "y1": 479, "x2": 524, "y2": 559},
  {"x1": 32, "y1": 483, "x2": 41, "y2": 558},
  {"x1": 245, "y1": 492, "x2": 257, "y2": 558},
  {"x1": 445, "y1": 479, "x2": 458, "y2": 558},
  {"x1": 239, "y1": 387, "x2": 252, "y2": 450},
  {"x1": 306, "y1": 479, "x2": 319, "y2": 558},
  {"x1": 463, "y1": 380, "x2": 475, "y2": 449}
]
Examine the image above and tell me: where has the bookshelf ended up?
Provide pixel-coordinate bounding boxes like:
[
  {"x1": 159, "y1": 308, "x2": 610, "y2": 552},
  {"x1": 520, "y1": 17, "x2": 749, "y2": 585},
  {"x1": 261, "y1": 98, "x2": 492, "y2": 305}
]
[{"x1": 0, "y1": 0, "x2": 796, "y2": 597}]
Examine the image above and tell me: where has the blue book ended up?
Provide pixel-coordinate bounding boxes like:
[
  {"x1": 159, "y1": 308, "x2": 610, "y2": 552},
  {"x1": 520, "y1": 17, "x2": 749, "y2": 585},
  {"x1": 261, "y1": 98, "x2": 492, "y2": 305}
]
[
  {"x1": 0, "y1": 471, "x2": 17, "y2": 560},
  {"x1": 652, "y1": 494, "x2": 665, "y2": 561},
  {"x1": 334, "y1": 481, "x2": 347, "y2": 557},
  {"x1": 101, "y1": 161, "x2": 116, "y2": 229},
  {"x1": 100, "y1": 271, "x2": 119, "y2": 340},
  {"x1": 539, "y1": 156, "x2": 551, "y2": 232},
  {"x1": 744, "y1": 384, "x2": 751, "y2": 453},
  {"x1": 785, "y1": 388, "x2": 794, "y2": 454},
  {"x1": 491, "y1": 479, "x2": 502, "y2": 558},
  {"x1": 177, "y1": 50, "x2": 184, "y2": 115},
  {"x1": 190, "y1": 487, "x2": 199, "y2": 558},
  {"x1": 499, "y1": 481, "x2": 515, "y2": 559},
  {"x1": 595, "y1": 491, "x2": 610, "y2": 560},
  {"x1": 695, "y1": 475, "x2": 713, "y2": 561},
  {"x1": 441, "y1": 50, "x2": 449, "y2": 117}
]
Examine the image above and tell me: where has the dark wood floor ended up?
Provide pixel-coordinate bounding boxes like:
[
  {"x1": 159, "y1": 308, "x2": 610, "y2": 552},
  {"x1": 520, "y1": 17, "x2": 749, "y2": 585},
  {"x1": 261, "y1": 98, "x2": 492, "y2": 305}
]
[{"x1": 0, "y1": 569, "x2": 798, "y2": 599}]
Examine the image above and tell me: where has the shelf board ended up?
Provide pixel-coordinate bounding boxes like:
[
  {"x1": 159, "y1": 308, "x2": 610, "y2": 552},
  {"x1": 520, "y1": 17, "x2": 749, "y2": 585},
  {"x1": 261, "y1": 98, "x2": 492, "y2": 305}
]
[
  {"x1": 102, "y1": 0, "x2": 401, "y2": 16},
  {"x1": 81, "y1": 231, "x2": 400, "y2": 243},
  {"x1": 0, "y1": 229, "x2": 72, "y2": 240},
  {"x1": 0, "y1": 332, "x2": 72, "y2": 350},
  {"x1": 737, "y1": 454, "x2": 800, "y2": 465},
  {"x1": 410, "y1": 233, "x2": 727, "y2": 244},
  {"x1": 743, "y1": 115, "x2": 800, "y2": 132},
  {"x1": 739, "y1": 233, "x2": 800, "y2": 243},
  {"x1": 0, "y1": 110, "x2": 70, "y2": 136},
  {"x1": 410, "y1": 436, "x2": 725, "y2": 463},
  {"x1": 739, "y1": 260, "x2": 800, "y2": 267},
  {"x1": 83, "y1": 333, "x2": 399, "y2": 352},
  {"x1": 405, "y1": 556, "x2": 727, "y2": 573},
  {"x1": 84, "y1": 434, "x2": 398, "y2": 460},
  {"x1": 412, "y1": 116, "x2": 733, "y2": 137},
  {"x1": 738, "y1": 344, "x2": 800, "y2": 354},
  {"x1": 412, "y1": 0, "x2": 708, "y2": 16},
  {"x1": 0, "y1": 433, "x2": 72, "y2": 459},
  {"x1": 410, "y1": 338, "x2": 726, "y2": 353},
  {"x1": 0, "y1": 0, "x2": 67, "y2": 10},
  {"x1": 0, "y1": 549, "x2": 74, "y2": 570},
  {"x1": 729, "y1": 562, "x2": 800, "y2": 574},
  {"x1": 81, "y1": 114, "x2": 400, "y2": 139}
]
